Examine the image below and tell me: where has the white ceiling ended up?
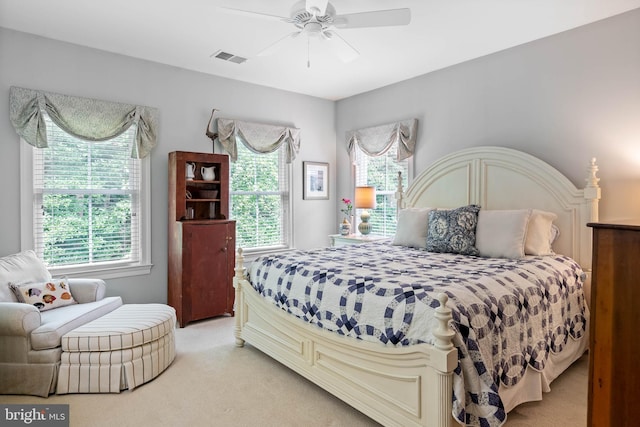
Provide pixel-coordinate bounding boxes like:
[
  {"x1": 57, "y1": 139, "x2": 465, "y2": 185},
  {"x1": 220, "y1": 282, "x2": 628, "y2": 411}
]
[{"x1": 1, "y1": 0, "x2": 639, "y2": 100}]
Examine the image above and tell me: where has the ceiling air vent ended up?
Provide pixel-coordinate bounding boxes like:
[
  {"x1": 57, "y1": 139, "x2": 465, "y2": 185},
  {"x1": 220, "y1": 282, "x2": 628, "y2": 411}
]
[{"x1": 211, "y1": 50, "x2": 247, "y2": 64}]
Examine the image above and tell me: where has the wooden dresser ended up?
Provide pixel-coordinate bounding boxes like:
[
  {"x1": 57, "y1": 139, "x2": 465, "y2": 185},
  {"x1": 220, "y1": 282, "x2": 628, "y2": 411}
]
[{"x1": 587, "y1": 221, "x2": 640, "y2": 426}]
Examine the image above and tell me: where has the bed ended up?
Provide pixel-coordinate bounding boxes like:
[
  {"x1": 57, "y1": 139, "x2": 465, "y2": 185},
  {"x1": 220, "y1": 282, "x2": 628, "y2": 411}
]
[{"x1": 232, "y1": 146, "x2": 601, "y2": 427}]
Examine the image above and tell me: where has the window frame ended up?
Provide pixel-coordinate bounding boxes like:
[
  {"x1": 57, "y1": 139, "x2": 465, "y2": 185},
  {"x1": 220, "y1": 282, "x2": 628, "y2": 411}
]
[
  {"x1": 228, "y1": 143, "x2": 293, "y2": 258},
  {"x1": 351, "y1": 144, "x2": 414, "y2": 237},
  {"x1": 19, "y1": 138, "x2": 152, "y2": 280}
]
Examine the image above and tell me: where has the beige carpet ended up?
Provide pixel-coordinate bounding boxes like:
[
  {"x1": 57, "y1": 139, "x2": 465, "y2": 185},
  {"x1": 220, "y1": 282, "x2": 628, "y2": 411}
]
[{"x1": 1, "y1": 316, "x2": 588, "y2": 426}]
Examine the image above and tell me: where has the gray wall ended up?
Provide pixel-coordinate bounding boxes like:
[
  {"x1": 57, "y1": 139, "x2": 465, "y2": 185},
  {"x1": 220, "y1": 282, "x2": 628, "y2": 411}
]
[
  {"x1": 2, "y1": 8, "x2": 639, "y2": 303},
  {"x1": 0, "y1": 28, "x2": 336, "y2": 303},
  {"x1": 336, "y1": 9, "x2": 640, "y2": 223}
]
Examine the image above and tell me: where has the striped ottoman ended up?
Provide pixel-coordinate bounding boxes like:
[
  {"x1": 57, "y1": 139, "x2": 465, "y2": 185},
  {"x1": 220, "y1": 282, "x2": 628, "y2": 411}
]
[{"x1": 56, "y1": 304, "x2": 176, "y2": 394}]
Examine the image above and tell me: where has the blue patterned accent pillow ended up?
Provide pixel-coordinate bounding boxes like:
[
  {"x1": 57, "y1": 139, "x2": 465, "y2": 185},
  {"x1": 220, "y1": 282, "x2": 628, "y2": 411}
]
[{"x1": 426, "y1": 205, "x2": 481, "y2": 255}]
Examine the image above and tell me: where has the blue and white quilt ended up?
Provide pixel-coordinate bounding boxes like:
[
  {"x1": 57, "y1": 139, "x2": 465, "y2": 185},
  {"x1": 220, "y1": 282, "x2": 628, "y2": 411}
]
[{"x1": 248, "y1": 241, "x2": 589, "y2": 427}]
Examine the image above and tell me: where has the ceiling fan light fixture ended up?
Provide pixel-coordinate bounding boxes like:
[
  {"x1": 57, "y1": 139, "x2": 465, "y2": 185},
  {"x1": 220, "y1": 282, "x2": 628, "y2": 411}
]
[{"x1": 303, "y1": 21, "x2": 323, "y2": 37}]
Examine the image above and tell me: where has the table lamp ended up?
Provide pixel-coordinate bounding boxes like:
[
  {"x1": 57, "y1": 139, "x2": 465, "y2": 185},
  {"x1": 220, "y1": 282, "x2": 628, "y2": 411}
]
[{"x1": 355, "y1": 186, "x2": 376, "y2": 235}]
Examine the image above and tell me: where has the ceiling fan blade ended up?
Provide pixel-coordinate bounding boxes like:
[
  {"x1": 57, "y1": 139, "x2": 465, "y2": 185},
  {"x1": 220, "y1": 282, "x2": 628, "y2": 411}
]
[
  {"x1": 322, "y1": 31, "x2": 359, "y2": 63},
  {"x1": 333, "y1": 8, "x2": 411, "y2": 29},
  {"x1": 305, "y1": 0, "x2": 328, "y2": 16},
  {"x1": 257, "y1": 31, "x2": 301, "y2": 57},
  {"x1": 219, "y1": 7, "x2": 289, "y2": 23}
]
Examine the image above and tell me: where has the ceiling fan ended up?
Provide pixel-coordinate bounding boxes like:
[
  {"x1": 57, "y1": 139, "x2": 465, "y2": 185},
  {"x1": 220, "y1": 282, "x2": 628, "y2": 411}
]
[{"x1": 221, "y1": 0, "x2": 411, "y2": 66}]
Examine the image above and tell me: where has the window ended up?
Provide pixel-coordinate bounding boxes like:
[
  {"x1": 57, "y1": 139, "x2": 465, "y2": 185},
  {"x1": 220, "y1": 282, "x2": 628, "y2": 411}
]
[
  {"x1": 354, "y1": 142, "x2": 410, "y2": 237},
  {"x1": 21, "y1": 115, "x2": 151, "y2": 278},
  {"x1": 229, "y1": 142, "x2": 291, "y2": 252}
]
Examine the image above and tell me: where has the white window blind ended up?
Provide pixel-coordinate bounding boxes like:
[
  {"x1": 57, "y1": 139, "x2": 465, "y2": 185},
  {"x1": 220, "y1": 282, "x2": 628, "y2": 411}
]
[
  {"x1": 354, "y1": 142, "x2": 409, "y2": 236},
  {"x1": 32, "y1": 115, "x2": 141, "y2": 268},
  {"x1": 230, "y1": 141, "x2": 290, "y2": 250}
]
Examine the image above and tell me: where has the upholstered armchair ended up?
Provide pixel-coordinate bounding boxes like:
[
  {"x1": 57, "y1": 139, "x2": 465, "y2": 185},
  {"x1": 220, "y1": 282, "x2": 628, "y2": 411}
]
[{"x1": 0, "y1": 250, "x2": 122, "y2": 396}]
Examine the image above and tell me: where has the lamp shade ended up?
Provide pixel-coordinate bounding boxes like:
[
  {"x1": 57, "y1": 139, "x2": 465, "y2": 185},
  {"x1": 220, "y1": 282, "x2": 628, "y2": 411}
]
[{"x1": 355, "y1": 186, "x2": 376, "y2": 209}]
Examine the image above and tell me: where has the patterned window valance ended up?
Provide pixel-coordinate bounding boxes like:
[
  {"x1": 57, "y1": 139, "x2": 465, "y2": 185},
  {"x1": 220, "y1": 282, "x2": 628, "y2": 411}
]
[
  {"x1": 217, "y1": 118, "x2": 300, "y2": 164},
  {"x1": 9, "y1": 86, "x2": 159, "y2": 158},
  {"x1": 347, "y1": 118, "x2": 418, "y2": 161}
]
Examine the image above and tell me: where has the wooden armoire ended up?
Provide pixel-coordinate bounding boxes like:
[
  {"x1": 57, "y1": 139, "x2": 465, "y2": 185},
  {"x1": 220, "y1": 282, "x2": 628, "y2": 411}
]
[
  {"x1": 587, "y1": 221, "x2": 640, "y2": 426},
  {"x1": 168, "y1": 151, "x2": 235, "y2": 327}
]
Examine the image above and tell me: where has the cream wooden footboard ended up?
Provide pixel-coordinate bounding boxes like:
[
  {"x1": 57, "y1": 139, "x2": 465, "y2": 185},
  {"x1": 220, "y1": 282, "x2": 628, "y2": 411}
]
[{"x1": 234, "y1": 249, "x2": 458, "y2": 427}]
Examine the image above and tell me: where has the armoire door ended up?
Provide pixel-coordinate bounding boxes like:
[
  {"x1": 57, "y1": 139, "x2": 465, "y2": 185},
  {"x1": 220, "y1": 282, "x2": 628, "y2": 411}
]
[{"x1": 184, "y1": 222, "x2": 234, "y2": 321}]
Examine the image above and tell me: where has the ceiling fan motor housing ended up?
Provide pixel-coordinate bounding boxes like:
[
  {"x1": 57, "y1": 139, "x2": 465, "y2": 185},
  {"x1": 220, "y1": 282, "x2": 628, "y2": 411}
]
[{"x1": 290, "y1": 1, "x2": 336, "y2": 23}]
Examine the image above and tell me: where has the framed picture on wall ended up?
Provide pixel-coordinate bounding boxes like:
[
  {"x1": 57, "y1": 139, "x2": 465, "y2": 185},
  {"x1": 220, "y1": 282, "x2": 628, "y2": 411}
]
[{"x1": 303, "y1": 161, "x2": 329, "y2": 200}]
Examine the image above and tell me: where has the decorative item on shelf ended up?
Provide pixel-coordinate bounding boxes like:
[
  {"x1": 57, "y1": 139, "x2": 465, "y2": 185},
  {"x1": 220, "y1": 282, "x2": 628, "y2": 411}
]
[
  {"x1": 209, "y1": 202, "x2": 216, "y2": 219},
  {"x1": 339, "y1": 197, "x2": 353, "y2": 235},
  {"x1": 355, "y1": 186, "x2": 376, "y2": 235},
  {"x1": 186, "y1": 190, "x2": 192, "y2": 199},
  {"x1": 199, "y1": 190, "x2": 219, "y2": 199},
  {"x1": 201, "y1": 166, "x2": 216, "y2": 181},
  {"x1": 186, "y1": 163, "x2": 195, "y2": 180},
  {"x1": 186, "y1": 207, "x2": 195, "y2": 220}
]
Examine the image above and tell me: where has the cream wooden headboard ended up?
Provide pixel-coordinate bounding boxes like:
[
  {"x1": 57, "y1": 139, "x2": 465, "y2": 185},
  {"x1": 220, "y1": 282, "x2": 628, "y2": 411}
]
[{"x1": 397, "y1": 146, "x2": 601, "y2": 273}]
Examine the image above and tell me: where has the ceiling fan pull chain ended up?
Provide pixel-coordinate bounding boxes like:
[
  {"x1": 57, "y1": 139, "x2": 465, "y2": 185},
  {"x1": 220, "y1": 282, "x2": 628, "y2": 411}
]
[{"x1": 307, "y1": 37, "x2": 311, "y2": 68}]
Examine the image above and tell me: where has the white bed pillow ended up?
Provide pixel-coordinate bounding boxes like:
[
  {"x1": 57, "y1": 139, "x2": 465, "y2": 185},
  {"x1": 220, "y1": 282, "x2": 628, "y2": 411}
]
[
  {"x1": 525, "y1": 209, "x2": 558, "y2": 255},
  {"x1": 476, "y1": 209, "x2": 531, "y2": 259},
  {"x1": 393, "y1": 208, "x2": 434, "y2": 249}
]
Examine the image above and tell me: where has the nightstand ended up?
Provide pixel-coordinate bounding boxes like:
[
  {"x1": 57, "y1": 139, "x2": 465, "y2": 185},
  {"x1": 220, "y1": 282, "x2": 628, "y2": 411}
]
[{"x1": 329, "y1": 234, "x2": 387, "y2": 247}]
